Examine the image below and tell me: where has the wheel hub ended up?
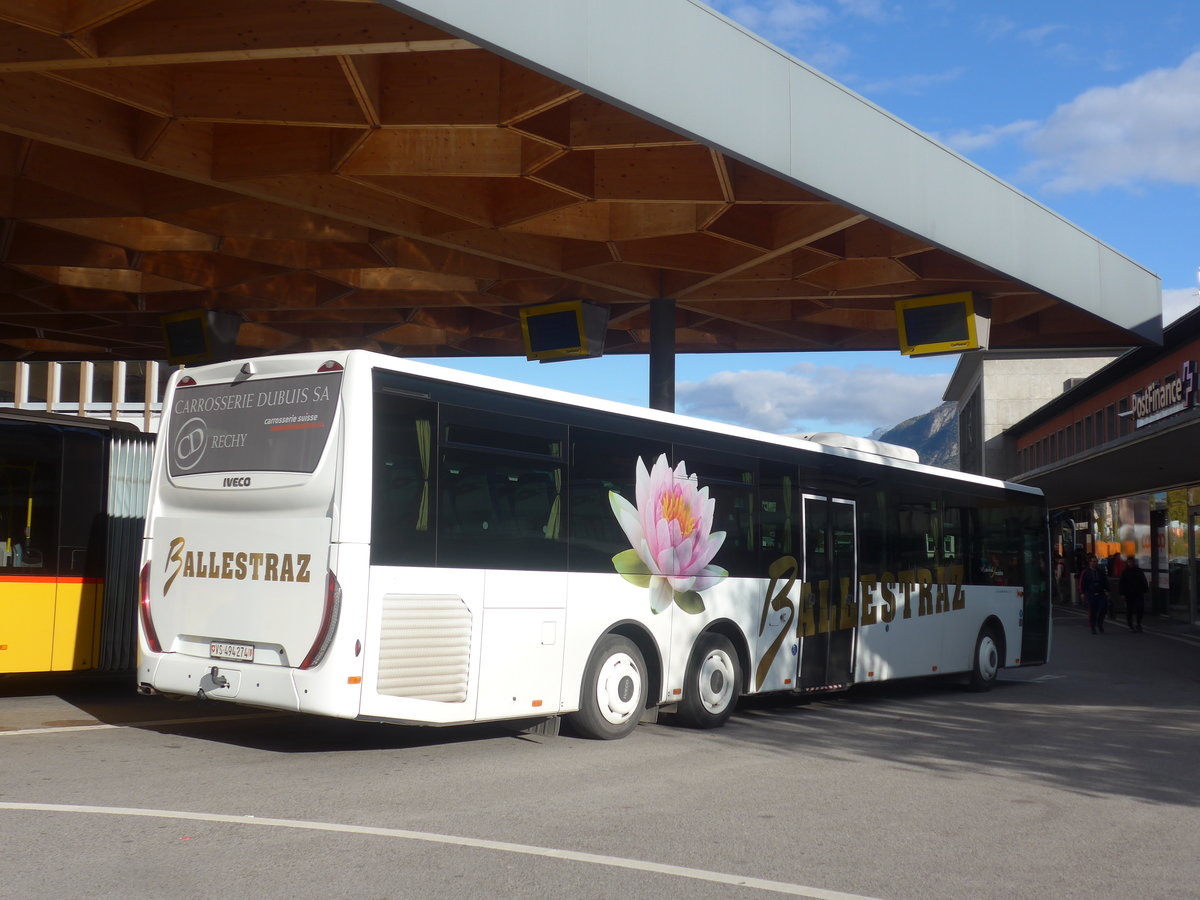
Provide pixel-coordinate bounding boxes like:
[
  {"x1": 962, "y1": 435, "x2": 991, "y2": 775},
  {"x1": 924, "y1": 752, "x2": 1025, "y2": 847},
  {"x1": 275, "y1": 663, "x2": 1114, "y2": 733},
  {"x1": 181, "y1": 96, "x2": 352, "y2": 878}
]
[
  {"x1": 596, "y1": 652, "x2": 643, "y2": 725},
  {"x1": 698, "y1": 650, "x2": 735, "y2": 713}
]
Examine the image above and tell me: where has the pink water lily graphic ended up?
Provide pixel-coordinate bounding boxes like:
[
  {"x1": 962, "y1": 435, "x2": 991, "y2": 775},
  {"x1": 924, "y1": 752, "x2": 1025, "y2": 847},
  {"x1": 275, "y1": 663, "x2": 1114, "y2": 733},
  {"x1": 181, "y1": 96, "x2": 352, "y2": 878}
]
[{"x1": 608, "y1": 454, "x2": 728, "y2": 614}]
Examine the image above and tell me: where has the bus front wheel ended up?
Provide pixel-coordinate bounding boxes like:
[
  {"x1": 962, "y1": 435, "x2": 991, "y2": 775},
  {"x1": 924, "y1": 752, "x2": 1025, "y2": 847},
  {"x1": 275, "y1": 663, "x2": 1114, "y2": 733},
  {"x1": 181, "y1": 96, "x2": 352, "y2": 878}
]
[
  {"x1": 969, "y1": 625, "x2": 1001, "y2": 692},
  {"x1": 676, "y1": 632, "x2": 741, "y2": 729},
  {"x1": 568, "y1": 634, "x2": 647, "y2": 740}
]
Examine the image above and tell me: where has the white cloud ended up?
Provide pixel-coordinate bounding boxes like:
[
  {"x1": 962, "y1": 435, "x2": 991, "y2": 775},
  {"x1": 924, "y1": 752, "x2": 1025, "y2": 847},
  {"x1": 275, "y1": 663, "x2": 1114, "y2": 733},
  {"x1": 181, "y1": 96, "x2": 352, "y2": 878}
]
[
  {"x1": 835, "y1": 0, "x2": 896, "y2": 23},
  {"x1": 976, "y1": 15, "x2": 1016, "y2": 41},
  {"x1": 939, "y1": 119, "x2": 1038, "y2": 153},
  {"x1": 1018, "y1": 24, "x2": 1066, "y2": 45},
  {"x1": 1023, "y1": 50, "x2": 1200, "y2": 192},
  {"x1": 676, "y1": 363, "x2": 949, "y2": 434},
  {"x1": 857, "y1": 66, "x2": 966, "y2": 97},
  {"x1": 709, "y1": 0, "x2": 829, "y2": 36},
  {"x1": 1163, "y1": 287, "x2": 1199, "y2": 325},
  {"x1": 705, "y1": 0, "x2": 849, "y2": 69}
]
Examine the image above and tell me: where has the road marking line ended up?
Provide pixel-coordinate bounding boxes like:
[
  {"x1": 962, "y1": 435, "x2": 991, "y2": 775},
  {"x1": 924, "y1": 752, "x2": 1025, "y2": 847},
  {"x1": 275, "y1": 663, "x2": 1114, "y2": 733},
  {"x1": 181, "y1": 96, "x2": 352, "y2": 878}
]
[
  {"x1": 0, "y1": 801, "x2": 889, "y2": 900},
  {"x1": 0, "y1": 712, "x2": 284, "y2": 737}
]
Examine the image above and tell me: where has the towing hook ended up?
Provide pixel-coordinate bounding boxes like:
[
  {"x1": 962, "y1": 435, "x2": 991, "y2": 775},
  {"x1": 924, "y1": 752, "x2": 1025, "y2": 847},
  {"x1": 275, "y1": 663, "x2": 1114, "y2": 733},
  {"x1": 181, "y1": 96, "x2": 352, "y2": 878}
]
[{"x1": 210, "y1": 666, "x2": 229, "y2": 688}]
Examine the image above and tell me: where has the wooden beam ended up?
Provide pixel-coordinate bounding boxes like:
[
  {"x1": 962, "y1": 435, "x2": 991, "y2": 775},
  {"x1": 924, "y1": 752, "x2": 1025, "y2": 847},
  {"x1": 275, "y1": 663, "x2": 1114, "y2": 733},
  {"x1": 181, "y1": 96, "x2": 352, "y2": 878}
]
[
  {"x1": 27, "y1": 216, "x2": 216, "y2": 252},
  {"x1": 173, "y1": 58, "x2": 366, "y2": 127},
  {"x1": 339, "y1": 128, "x2": 524, "y2": 177},
  {"x1": 338, "y1": 54, "x2": 381, "y2": 127},
  {"x1": 44, "y1": 65, "x2": 174, "y2": 116},
  {"x1": 211, "y1": 124, "x2": 334, "y2": 179},
  {"x1": 595, "y1": 146, "x2": 724, "y2": 202},
  {"x1": 0, "y1": 1, "x2": 68, "y2": 35},
  {"x1": 66, "y1": 0, "x2": 158, "y2": 34},
  {"x1": 677, "y1": 207, "x2": 867, "y2": 297},
  {"x1": 499, "y1": 59, "x2": 579, "y2": 125},
  {"x1": 799, "y1": 258, "x2": 918, "y2": 291},
  {"x1": 0, "y1": 40, "x2": 478, "y2": 73}
]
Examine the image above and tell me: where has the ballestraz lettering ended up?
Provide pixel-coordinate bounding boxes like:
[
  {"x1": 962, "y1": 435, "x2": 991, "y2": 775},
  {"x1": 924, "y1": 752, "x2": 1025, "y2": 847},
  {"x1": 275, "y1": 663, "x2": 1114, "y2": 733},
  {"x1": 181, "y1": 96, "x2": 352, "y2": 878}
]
[{"x1": 164, "y1": 537, "x2": 310, "y2": 595}]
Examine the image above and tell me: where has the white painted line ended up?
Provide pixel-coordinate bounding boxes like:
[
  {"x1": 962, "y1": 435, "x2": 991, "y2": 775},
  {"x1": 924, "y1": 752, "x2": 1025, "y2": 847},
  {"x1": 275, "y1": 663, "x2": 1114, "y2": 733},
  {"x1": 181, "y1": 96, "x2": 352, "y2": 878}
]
[
  {"x1": 0, "y1": 712, "x2": 284, "y2": 737},
  {"x1": 0, "y1": 801, "x2": 890, "y2": 900},
  {"x1": 0, "y1": 722, "x2": 118, "y2": 737}
]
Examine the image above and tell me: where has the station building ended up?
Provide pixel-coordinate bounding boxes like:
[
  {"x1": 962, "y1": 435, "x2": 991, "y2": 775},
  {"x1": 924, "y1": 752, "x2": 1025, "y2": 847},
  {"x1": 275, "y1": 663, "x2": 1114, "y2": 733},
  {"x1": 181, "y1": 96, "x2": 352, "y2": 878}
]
[{"x1": 949, "y1": 307, "x2": 1200, "y2": 624}]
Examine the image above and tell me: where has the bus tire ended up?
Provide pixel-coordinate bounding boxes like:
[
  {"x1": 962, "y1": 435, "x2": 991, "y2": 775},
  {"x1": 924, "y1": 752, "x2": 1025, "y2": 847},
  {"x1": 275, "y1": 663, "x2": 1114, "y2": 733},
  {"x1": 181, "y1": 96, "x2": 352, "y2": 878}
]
[
  {"x1": 676, "y1": 632, "x2": 741, "y2": 729},
  {"x1": 969, "y1": 625, "x2": 1001, "y2": 692},
  {"x1": 568, "y1": 634, "x2": 647, "y2": 740}
]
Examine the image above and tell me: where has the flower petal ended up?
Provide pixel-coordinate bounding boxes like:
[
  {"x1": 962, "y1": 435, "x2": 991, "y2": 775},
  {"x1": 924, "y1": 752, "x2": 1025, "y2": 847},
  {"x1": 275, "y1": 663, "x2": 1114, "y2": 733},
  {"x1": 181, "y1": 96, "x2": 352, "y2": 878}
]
[
  {"x1": 608, "y1": 491, "x2": 644, "y2": 549},
  {"x1": 649, "y1": 578, "x2": 674, "y2": 614},
  {"x1": 690, "y1": 564, "x2": 729, "y2": 592},
  {"x1": 673, "y1": 590, "x2": 706, "y2": 615},
  {"x1": 612, "y1": 549, "x2": 652, "y2": 588}
]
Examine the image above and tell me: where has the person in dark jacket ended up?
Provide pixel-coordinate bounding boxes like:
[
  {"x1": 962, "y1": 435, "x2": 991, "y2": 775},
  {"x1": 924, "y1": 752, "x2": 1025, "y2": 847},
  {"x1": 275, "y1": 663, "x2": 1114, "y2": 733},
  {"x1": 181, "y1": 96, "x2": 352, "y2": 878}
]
[
  {"x1": 1080, "y1": 554, "x2": 1107, "y2": 634},
  {"x1": 1119, "y1": 555, "x2": 1149, "y2": 633}
]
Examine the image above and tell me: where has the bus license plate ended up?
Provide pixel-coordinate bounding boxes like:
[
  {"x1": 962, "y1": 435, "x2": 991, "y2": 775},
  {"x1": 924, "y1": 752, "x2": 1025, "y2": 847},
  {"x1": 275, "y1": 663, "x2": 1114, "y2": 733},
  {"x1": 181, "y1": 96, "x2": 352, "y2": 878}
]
[{"x1": 210, "y1": 641, "x2": 254, "y2": 662}]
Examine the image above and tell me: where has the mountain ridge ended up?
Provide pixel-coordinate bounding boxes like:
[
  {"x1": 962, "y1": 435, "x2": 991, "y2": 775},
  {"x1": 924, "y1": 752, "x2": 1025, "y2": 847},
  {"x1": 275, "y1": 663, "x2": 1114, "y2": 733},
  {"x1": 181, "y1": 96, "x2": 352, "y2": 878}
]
[{"x1": 871, "y1": 401, "x2": 959, "y2": 469}]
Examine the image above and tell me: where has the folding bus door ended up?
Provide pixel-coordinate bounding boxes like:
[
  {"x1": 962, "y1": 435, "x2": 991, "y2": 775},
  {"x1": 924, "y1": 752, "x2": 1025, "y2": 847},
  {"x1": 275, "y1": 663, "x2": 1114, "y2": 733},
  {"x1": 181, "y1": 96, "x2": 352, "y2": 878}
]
[{"x1": 799, "y1": 495, "x2": 857, "y2": 691}]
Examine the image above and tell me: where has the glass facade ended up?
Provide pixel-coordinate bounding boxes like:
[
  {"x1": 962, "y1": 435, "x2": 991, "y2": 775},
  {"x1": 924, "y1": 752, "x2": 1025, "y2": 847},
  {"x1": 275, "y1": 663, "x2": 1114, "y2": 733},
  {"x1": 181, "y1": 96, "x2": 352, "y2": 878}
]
[{"x1": 1057, "y1": 487, "x2": 1199, "y2": 625}]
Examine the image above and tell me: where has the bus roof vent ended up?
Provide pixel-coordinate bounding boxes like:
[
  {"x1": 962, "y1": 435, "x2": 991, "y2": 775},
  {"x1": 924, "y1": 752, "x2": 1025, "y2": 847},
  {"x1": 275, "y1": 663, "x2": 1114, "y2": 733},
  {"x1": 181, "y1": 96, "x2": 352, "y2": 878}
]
[{"x1": 799, "y1": 432, "x2": 920, "y2": 463}]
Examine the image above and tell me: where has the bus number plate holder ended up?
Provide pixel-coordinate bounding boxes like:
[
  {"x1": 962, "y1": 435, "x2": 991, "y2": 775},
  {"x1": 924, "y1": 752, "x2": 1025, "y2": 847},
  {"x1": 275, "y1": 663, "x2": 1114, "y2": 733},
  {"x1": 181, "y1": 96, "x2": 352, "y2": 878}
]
[{"x1": 210, "y1": 641, "x2": 254, "y2": 662}]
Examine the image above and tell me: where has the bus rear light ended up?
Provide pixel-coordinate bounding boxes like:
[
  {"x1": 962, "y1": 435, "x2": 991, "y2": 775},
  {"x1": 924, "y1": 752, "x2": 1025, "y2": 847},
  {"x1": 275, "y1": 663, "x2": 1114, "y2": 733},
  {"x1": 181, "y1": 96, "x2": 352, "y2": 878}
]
[
  {"x1": 139, "y1": 562, "x2": 162, "y2": 654},
  {"x1": 317, "y1": 360, "x2": 343, "y2": 373},
  {"x1": 177, "y1": 376, "x2": 197, "y2": 387},
  {"x1": 300, "y1": 571, "x2": 342, "y2": 670}
]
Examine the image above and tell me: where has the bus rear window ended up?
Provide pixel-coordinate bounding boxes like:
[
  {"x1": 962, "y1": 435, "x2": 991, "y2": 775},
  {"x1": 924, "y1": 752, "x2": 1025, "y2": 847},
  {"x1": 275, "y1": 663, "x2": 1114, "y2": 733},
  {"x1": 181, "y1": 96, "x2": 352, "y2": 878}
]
[{"x1": 167, "y1": 372, "x2": 342, "y2": 476}]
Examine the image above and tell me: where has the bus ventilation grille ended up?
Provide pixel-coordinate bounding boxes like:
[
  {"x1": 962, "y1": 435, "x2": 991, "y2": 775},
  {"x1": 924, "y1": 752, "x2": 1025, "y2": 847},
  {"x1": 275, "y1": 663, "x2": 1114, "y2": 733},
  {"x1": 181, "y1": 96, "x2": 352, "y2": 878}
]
[{"x1": 377, "y1": 594, "x2": 471, "y2": 703}]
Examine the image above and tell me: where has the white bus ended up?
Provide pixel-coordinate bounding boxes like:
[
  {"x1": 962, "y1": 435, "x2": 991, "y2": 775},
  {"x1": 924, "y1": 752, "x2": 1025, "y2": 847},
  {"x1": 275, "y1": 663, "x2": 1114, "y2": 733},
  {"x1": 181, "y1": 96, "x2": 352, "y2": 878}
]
[{"x1": 137, "y1": 351, "x2": 1051, "y2": 738}]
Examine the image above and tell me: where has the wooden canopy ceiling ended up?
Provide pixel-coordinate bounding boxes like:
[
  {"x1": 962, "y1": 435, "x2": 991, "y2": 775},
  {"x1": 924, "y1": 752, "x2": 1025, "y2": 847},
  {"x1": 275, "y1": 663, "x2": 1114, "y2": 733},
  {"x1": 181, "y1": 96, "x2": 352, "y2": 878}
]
[{"x1": 0, "y1": 0, "x2": 1142, "y2": 361}]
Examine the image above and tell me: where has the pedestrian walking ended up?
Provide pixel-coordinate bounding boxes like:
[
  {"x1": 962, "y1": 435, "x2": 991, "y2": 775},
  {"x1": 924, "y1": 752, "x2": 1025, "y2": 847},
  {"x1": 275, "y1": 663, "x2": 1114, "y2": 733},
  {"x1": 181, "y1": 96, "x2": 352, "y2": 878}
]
[
  {"x1": 1119, "y1": 555, "x2": 1149, "y2": 632},
  {"x1": 1079, "y1": 553, "x2": 1107, "y2": 634}
]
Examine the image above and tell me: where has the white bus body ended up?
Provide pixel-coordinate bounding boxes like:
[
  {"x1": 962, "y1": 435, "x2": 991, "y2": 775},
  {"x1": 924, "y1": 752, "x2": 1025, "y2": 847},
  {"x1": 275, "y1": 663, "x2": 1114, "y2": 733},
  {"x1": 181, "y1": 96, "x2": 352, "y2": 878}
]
[{"x1": 138, "y1": 351, "x2": 1050, "y2": 737}]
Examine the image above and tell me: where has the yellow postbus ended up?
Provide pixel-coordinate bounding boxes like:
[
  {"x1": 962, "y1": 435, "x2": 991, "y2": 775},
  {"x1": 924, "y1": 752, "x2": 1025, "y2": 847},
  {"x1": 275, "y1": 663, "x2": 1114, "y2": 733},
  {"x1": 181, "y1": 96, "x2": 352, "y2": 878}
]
[{"x1": 1, "y1": 409, "x2": 153, "y2": 673}]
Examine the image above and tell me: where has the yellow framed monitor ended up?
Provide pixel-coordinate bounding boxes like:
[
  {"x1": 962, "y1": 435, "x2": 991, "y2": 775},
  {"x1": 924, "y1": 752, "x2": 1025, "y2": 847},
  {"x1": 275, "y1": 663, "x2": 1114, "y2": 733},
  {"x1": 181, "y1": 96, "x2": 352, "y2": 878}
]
[
  {"x1": 520, "y1": 300, "x2": 609, "y2": 362},
  {"x1": 896, "y1": 292, "x2": 990, "y2": 357}
]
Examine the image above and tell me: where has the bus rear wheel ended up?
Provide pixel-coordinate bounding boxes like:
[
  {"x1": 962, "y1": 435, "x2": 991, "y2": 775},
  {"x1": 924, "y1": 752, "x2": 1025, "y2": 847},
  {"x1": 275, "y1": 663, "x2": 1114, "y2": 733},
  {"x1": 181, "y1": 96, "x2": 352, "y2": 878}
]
[
  {"x1": 676, "y1": 633, "x2": 741, "y2": 729},
  {"x1": 969, "y1": 625, "x2": 1001, "y2": 692},
  {"x1": 568, "y1": 634, "x2": 647, "y2": 740}
]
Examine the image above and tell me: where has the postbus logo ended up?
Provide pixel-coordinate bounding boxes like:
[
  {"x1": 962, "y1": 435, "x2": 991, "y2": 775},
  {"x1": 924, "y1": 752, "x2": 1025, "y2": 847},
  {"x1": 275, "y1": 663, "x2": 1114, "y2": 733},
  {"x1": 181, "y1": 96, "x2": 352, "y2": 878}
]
[{"x1": 174, "y1": 416, "x2": 208, "y2": 471}]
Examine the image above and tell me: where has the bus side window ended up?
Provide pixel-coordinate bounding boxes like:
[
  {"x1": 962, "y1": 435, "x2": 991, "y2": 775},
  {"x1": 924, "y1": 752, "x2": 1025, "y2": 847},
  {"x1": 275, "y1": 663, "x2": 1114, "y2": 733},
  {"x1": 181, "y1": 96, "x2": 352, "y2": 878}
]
[
  {"x1": 0, "y1": 424, "x2": 62, "y2": 574},
  {"x1": 567, "y1": 430, "x2": 671, "y2": 573},
  {"x1": 759, "y1": 462, "x2": 797, "y2": 559},
  {"x1": 437, "y1": 406, "x2": 566, "y2": 571},
  {"x1": 674, "y1": 446, "x2": 757, "y2": 577},
  {"x1": 371, "y1": 393, "x2": 437, "y2": 566}
]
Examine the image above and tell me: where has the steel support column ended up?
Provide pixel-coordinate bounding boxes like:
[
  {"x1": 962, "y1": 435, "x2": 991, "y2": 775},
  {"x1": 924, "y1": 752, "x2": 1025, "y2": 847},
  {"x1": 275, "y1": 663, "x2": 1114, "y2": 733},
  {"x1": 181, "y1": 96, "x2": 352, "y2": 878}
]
[{"x1": 649, "y1": 298, "x2": 676, "y2": 413}]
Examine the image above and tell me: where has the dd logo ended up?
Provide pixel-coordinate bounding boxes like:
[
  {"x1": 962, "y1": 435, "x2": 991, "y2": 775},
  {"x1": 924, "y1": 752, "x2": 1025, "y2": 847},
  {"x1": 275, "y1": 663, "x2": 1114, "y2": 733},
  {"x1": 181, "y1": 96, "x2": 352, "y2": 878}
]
[{"x1": 174, "y1": 417, "x2": 208, "y2": 471}]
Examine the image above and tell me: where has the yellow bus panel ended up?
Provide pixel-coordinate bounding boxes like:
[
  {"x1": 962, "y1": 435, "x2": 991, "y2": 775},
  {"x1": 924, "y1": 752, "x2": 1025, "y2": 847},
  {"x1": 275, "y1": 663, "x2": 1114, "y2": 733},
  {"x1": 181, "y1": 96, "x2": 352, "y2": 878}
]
[{"x1": 0, "y1": 576, "x2": 104, "y2": 673}]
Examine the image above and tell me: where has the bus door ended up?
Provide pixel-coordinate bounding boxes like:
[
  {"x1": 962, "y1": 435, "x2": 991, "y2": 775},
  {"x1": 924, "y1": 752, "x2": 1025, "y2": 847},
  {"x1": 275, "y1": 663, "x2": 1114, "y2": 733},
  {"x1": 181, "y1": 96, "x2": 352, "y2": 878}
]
[{"x1": 799, "y1": 495, "x2": 857, "y2": 691}]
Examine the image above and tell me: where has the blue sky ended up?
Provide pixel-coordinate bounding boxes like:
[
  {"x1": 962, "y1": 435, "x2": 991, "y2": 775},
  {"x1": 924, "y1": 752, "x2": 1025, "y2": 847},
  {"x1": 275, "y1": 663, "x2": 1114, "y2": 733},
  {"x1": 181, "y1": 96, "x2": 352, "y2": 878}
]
[{"x1": 422, "y1": 0, "x2": 1200, "y2": 436}]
